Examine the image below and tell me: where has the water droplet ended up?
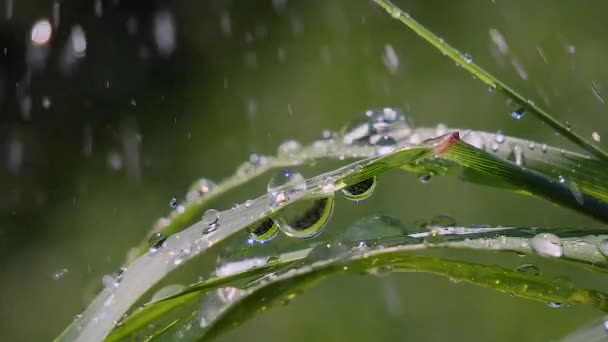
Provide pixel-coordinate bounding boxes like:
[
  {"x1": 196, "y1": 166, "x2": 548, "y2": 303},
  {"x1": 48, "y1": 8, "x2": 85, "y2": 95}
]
[
  {"x1": 515, "y1": 264, "x2": 539, "y2": 275},
  {"x1": 546, "y1": 302, "x2": 562, "y2": 308},
  {"x1": 169, "y1": 196, "x2": 178, "y2": 208},
  {"x1": 277, "y1": 140, "x2": 302, "y2": 156},
  {"x1": 148, "y1": 232, "x2": 168, "y2": 253},
  {"x1": 488, "y1": 84, "x2": 497, "y2": 92},
  {"x1": 597, "y1": 239, "x2": 608, "y2": 258},
  {"x1": 541, "y1": 144, "x2": 548, "y2": 153},
  {"x1": 463, "y1": 53, "x2": 472, "y2": 63},
  {"x1": 339, "y1": 176, "x2": 377, "y2": 201},
  {"x1": 244, "y1": 199, "x2": 254, "y2": 208},
  {"x1": 390, "y1": 8, "x2": 401, "y2": 18},
  {"x1": 202, "y1": 209, "x2": 220, "y2": 234},
  {"x1": 276, "y1": 196, "x2": 335, "y2": 238},
  {"x1": 53, "y1": 268, "x2": 69, "y2": 280},
  {"x1": 495, "y1": 130, "x2": 505, "y2": 144},
  {"x1": 247, "y1": 217, "x2": 279, "y2": 243},
  {"x1": 375, "y1": 135, "x2": 397, "y2": 155},
  {"x1": 558, "y1": 175, "x2": 566, "y2": 183},
  {"x1": 186, "y1": 178, "x2": 216, "y2": 202},
  {"x1": 510, "y1": 108, "x2": 525, "y2": 120},
  {"x1": 267, "y1": 170, "x2": 306, "y2": 206},
  {"x1": 418, "y1": 173, "x2": 432, "y2": 184},
  {"x1": 592, "y1": 132, "x2": 601, "y2": 142},
  {"x1": 430, "y1": 214, "x2": 456, "y2": 227},
  {"x1": 531, "y1": 233, "x2": 563, "y2": 258},
  {"x1": 342, "y1": 108, "x2": 410, "y2": 145}
]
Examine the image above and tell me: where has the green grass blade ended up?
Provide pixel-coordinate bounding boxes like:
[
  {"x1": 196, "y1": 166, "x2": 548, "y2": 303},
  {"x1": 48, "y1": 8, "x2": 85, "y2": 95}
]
[{"x1": 371, "y1": 0, "x2": 608, "y2": 164}]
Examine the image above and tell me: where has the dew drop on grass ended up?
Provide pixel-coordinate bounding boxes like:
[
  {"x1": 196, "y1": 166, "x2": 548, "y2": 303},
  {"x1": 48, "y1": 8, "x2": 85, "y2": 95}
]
[
  {"x1": 515, "y1": 264, "x2": 539, "y2": 275},
  {"x1": 277, "y1": 140, "x2": 302, "y2": 156},
  {"x1": 276, "y1": 195, "x2": 335, "y2": 238},
  {"x1": 186, "y1": 178, "x2": 216, "y2": 202},
  {"x1": 148, "y1": 232, "x2": 168, "y2": 253},
  {"x1": 463, "y1": 53, "x2": 472, "y2": 63},
  {"x1": 495, "y1": 130, "x2": 505, "y2": 144},
  {"x1": 546, "y1": 302, "x2": 562, "y2": 308},
  {"x1": 267, "y1": 169, "x2": 306, "y2": 206},
  {"x1": 339, "y1": 176, "x2": 377, "y2": 201},
  {"x1": 531, "y1": 233, "x2": 563, "y2": 258},
  {"x1": 510, "y1": 108, "x2": 525, "y2": 120},
  {"x1": 597, "y1": 239, "x2": 608, "y2": 258},
  {"x1": 202, "y1": 209, "x2": 220, "y2": 234},
  {"x1": 247, "y1": 217, "x2": 279, "y2": 243}
]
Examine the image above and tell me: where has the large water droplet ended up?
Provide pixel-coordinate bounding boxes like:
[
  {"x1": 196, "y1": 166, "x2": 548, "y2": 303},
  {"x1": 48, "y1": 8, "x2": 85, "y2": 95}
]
[
  {"x1": 339, "y1": 176, "x2": 377, "y2": 201},
  {"x1": 247, "y1": 217, "x2": 279, "y2": 243},
  {"x1": 597, "y1": 238, "x2": 608, "y2": 258},
  {"x1": 342, "y1": 108, "x2": 409, "y2": 145},
  {"x1": 276, "y1": 195, "x2": 335, "y2": 238},
  {"x1": 202, "y1": 209, "x2": 220, "y2": 234},
  {"x1": 515, "y1": 264, "x2": 539, "y2": 275},
  {"x1": 169, "y1": 196, "x2": 178, "y2": 208},
  {"x1": 531, "y1": 233, "x2": 563, "y2": 257},
  {"x1": 267, "y1": 169, "x2": 307, "y2": 206},
  {"x1": 418, "y1": 172, "x2": 432, "y2": 184},
  {"x1": 148, "y1": 232, "x2": 168, "y2": 254}
]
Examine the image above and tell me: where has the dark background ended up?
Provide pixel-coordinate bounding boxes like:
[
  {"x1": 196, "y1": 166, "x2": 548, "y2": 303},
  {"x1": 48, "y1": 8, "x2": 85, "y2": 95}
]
[{"x1": 1, "y1": 0, "x2": 608, "y2": 341}]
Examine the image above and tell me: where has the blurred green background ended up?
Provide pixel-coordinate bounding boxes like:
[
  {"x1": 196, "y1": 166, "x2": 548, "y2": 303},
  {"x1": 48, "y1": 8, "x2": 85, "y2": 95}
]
[{"x1": 1, "y1": 0, "x2": 608, "y2": 341}]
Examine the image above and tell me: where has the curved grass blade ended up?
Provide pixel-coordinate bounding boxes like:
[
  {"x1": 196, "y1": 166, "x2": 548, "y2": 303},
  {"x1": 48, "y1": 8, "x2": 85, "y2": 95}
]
[
  {"x1": 160, "y1": 238, "x2": 608, "y2": 341},
  {"x1": 371, "y1": 0, "x2": 608, "y2": 164},
  {"x1": 56, "y1": 134, "x2": 453, "y2": 342},
  {"x1": 122, "y1": 222, "x2": 608, "y2": 341}
]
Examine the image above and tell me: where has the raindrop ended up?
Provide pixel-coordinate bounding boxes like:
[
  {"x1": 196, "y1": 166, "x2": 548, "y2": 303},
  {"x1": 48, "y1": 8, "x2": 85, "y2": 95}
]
[
  {"x1": 244, "y1": 199, "x2": 254, "y2": 208},
  {"x1": 148, "y1": 232, "x2": 168, "y2": 253},
  {"x1": 375, "y1": 135, "x2": 397, "y2": 155},
  {"x1": 515, "y1": 264, "x2": 539, "y2": 275},
  {"x1": 153, "y1": 10, "x2": 176, "y2": 57},
  {"x1": 510, "y1": 108, "x2": 525, "y2": 120},
  {"x1": 592, "y1": 132, "x2": 601, "y2": 142},
  {"x1": 558, "y1": 175, "x2": 566, "y2": 184},
  {"x1": 186, "y1": 178, "x2": 216, "y2": 202},
  {"x1": 202, "y1": 209, "x2": 220, "y2": 234},
  {"x1": 31, "y1": 19, "x2": 53, "y2": 45},
  {"x1": 41, "y1": 96, "x2": 52, "y2": 109},
  {"x1": 276, "y1": 195, "x2": 335, "y2": 238},
  {"x1": 597, "y1": 238, "x2": 608, "y2": 258},
  {"x1": 463, "y1": 53, "x2": 472, "y2": 63},
  {"x1": 342, "y1": 108, "x2": 409, "y2": 145},
  {"x1": 277, "y1": 140, "x2": 302, "y2": 156},
  {"x1": 418, "y1": 173, "x2": 432, "y2": 184},
  {"x1": 383, "y1": 44, "x2": 399, "y2": 74},
  {"x1": 247, "y1": 217, "x2": 279, "y2": 243},
  {"x1": 53, "y1": 268, "x2": 69, "y2": 280},
  {"x1": 531, "y1": 233, "x2": 563, "y2": 258},
  {"x1": 339, "y1": 176, "x2": 377, "y2": 201},
  {"x1": 506, "y1": 99, "x2": 525, "y2": 120},
  {"x1": 546, "y1": 302, "x2": 562, "y2": 308},
  {"x1": 267, "y1": 169, "x2": 307, "y2": 206},
  {"x1": 169, "y1": 196, "x2": 178, "y2": 208},
  {"x1": 495, "y1": 130, "x2": 505, "y2": 144},
  {"x1": 541, "y1": 144, "x2": 548, "y2": 153}
]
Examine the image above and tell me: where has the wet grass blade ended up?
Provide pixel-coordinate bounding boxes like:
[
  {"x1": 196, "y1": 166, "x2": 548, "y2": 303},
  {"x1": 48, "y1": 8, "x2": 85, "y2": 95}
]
[{"x1": 371, "y1": 0, "x2": 608, "y2": 164}]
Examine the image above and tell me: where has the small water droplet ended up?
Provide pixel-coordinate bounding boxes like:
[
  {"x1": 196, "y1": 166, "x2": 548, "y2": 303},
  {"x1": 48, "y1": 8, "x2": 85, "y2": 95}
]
[
  {"x1": 247, "y1": 217, "x2": 279, "y2": 243},
  {"x1": 531, "y1": 233, "x2": 563, "y2": 258},
  {"x1": 592, "y1": 132, "x2": 601, "y2": 142},
  {"x1": 267, "y1": 169, "x2": 306, "y2": 206},
  {"x1": 463, "y1": 53, "x2": 472, "y2": 63},
  {"x1": 541, "y1": 144, "x2": 548, "y2": 153},
  {"x1": 546, "y1": 302, "x2": 562, "y2": 308},
  {"x1": 186, "y1": 178, "x2": 216, "y2": 202},
  {"x1": 558, "y1": 175, "x2": 566, "y2": 183},
  {"x1": 244, "y1": 199, "x2": 254, "y2": 208},
  {"x1": 515, "y1": 264, "x2": 539, "y2": 275},
  {"x1": 510, "y1": 108, "x2": 525, "y2": 120},
  {"x1": 339, "y1": 176, "x2": 377, "y2": 201},
  {"x1": 276, "y1": 196, "x2": 335, "y2": 238},
  {"x1": 488, "y1": 84, "x2": 497, "y2": 93},
  {"x1": 202, "y1": 209, "x2": 220, "y2": 234},
  {"x1": 148, "y1": 232, "x2": 168, "y2": 253},
  {"x1": 277, "y1": 140, "x2": 302, "y2": 156},
  {"x1": 597, "y1": 238, "x2": 608, "y2": 258},
  {"x1": 53, "y1": 268, "x2": 69, "y2": 280},
  {"x1": 418, "y1": 173, "x2": 432, "y2": 184},
  {"x1": 495, "y1": 130, "x2": 505, "y2": 144},
  {"x1": 169, "y1": 196, "x2": 178, "y2": 208}
]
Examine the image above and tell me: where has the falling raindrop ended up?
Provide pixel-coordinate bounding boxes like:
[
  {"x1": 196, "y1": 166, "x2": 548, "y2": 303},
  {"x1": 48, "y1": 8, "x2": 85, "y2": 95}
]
[
  {"x1": 383, "y1": 44, "x2": 399, "y2": 74},
  {"x1": 276, "y1": 195, "x2": 335, "y2": 238},
  {"x1": 531, "y1": 233, "x2": 563, "y2": 258},
  {"x1": 52, "y1": 268, "x2": 69, "y2": 280},
  {"x1": 153, "y1": 10, "x2": 176, "y2": 57},
  {"x1": 339, "y1": 176, "x2": 377, "y2": 201},
  {"x1": 592, "y1": 80, "x2": 605, "y2": 104},
  {"x1": 592, "y1": 132, "x2": 601, "y2": 142},
  {"x1": 267, "y1": 169, "x2": 307, "y2": 206},
  {"x1": 31, "y1": 19, "x2": 53, "y2": 45},
  {"x1": 202, "y1": 209, "x2": 220, "y2": 234},
  {"x1": 515, "y1": 264, "x2": 539, "y2": 275},
  {"x1": 247, "y1": 217, "x2": 279, "y2": 243},
  {"x1": 148, "y1": 232, "x2": 168, "y2": 253}
]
